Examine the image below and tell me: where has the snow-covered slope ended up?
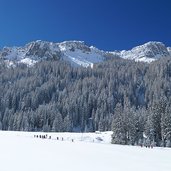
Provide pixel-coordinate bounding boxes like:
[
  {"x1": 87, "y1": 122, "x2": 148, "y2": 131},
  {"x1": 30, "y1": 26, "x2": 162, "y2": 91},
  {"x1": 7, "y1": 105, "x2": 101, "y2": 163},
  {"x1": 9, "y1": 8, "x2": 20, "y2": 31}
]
[
  {"x1": 0, "y1": 40, "x2": 171, "y2": 67},
  {"x1": 0, "y1": 40, "x2": 106, "y2": 67},
  {"x1": 120, "y1": 41, "x2": 170, "y2": 63},
  {"x1": 58, "y1": 41, "x2": 105, "y2": 67},
  {"x1": 0, "y1": 131, "x2": 171, "y2": 171}
]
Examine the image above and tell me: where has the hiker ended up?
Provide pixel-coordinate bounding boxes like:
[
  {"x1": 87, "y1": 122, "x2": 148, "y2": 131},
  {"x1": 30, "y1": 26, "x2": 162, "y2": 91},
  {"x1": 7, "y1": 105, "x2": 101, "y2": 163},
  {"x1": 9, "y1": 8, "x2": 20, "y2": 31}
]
[
  {"x1": 150, "y1": 141, "x2": 155, "y2": 148},
  {"x1": 57, "y1": 137, "x2": 59, "y2": 140}
]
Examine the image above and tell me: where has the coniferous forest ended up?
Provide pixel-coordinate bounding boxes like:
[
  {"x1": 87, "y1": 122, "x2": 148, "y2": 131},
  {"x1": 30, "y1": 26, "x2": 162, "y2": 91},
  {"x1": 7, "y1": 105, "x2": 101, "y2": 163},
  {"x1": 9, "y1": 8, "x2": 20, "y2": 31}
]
[{"x1": 0, "y1": 57, "x2": 171, "y2": 147}]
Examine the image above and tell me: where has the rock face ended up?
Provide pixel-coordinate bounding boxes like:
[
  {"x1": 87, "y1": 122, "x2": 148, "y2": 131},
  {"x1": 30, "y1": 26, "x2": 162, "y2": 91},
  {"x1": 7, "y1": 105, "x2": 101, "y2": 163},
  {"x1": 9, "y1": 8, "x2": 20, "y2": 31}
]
[
  {"x1": 0, "y1": 40, "x2": 171, "y2": 67},
  {"x1": 0, "y1": 41, "x2": 62, "y2": 66}
]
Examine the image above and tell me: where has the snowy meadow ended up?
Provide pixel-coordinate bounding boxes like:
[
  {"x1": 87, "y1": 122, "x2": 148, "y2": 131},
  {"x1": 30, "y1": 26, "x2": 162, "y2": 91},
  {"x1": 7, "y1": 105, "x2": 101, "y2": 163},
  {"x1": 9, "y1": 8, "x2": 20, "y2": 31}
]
[{"x1": 0, "y1": 131, "x2": 171, "y2": 171}]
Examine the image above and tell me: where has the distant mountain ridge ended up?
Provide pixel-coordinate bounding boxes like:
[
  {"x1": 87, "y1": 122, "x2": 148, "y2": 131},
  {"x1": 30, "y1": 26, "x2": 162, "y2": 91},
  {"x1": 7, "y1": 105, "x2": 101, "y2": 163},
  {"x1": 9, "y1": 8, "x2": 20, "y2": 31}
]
[{"x1": 0, "y1": 40, "x2": 170, "y2": 67}]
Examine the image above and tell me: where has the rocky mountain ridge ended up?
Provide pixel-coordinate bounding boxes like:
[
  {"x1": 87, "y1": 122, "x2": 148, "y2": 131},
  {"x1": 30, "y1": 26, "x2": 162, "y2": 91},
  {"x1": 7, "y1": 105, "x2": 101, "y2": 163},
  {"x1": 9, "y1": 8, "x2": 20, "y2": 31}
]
[{"x1": 0, "y1": 40, "x2": 170, "y2": 67}]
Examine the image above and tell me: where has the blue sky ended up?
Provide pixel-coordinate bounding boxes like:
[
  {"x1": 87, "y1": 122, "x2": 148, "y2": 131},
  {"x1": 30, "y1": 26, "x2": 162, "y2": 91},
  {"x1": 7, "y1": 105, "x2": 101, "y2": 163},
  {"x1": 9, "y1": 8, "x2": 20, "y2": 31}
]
[{"x1": 0, "y1": 0, "x2": 171, "y2": 50}]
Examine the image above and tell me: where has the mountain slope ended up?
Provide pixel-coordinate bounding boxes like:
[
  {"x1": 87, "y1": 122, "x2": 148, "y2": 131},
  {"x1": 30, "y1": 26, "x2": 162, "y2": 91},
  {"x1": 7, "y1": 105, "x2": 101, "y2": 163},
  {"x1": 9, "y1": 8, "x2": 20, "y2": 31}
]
[
  {"x1": 0, "y1": 40, "x2": 106, "y2": 67},
  {"x1": 58, "y1": 41, "x2": 106, "y2": 68},
  {"x1": 0, "y1": 40, "x2": 170, "y2": 67},
  {"x1": 120, "y1": 41, "x2": 170, "y2": 62}
]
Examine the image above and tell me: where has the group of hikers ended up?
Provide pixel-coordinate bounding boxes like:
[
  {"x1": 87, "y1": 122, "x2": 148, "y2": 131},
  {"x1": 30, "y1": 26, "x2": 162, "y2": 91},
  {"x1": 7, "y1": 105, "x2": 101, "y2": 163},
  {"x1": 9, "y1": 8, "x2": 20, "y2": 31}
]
[
  {"x1": 33, "y1": 134, "x2": 74, "y2": 142},
  {"x1": 140, "y1": 143, "x2": 154, "y2": 148},
  {"x1": 139, "y1": 140, "x2": 155, "y2": 148}
]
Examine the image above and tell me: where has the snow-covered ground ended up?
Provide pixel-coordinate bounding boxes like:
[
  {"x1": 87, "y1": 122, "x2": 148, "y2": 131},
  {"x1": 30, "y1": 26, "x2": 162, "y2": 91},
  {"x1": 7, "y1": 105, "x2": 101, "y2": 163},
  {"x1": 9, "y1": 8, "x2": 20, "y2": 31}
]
[{"x1": 0, "y1": 131, "x2": 171, "y2": 171}]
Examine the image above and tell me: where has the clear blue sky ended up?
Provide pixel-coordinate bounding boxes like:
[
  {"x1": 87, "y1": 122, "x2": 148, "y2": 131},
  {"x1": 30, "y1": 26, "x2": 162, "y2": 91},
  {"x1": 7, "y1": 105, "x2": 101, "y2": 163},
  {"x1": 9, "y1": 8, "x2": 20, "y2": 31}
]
[{"x1": 0, "y1": 0, "x2": 171, "y2": 50}]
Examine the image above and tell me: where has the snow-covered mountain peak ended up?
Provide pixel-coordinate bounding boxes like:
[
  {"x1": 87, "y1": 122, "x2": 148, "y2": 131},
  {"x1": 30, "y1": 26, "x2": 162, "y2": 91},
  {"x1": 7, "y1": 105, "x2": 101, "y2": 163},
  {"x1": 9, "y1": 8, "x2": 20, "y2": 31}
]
[
  {"x1": 120, "y1": 41, "x2": 170, "y2": 62},
  {"x1": 131, "y1": 41, "x2": 167, "y2": 54}
]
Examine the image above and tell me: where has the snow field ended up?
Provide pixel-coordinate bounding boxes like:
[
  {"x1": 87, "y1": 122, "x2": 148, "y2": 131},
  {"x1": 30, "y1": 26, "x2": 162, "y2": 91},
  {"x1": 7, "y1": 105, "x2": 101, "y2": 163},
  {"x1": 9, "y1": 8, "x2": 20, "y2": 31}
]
[{"x1": 0, "y1": 131, "x2": 171, "y2": 171}]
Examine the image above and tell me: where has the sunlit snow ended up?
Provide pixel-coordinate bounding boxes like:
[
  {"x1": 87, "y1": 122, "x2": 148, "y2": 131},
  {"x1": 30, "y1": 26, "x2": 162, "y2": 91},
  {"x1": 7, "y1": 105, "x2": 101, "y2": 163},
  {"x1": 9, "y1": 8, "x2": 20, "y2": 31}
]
[{"x1": 0, "y1": 131, "x2": 171, "y2": 171}]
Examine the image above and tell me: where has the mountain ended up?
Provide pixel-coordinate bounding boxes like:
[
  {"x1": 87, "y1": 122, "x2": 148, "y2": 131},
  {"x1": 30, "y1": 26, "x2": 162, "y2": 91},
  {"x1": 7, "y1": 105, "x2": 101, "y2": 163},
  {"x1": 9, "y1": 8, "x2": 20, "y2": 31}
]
[
  {"x1": 119, "y1": 41, "x2": 170, "y2": 63},
  {"x1": 0, "y1": 40, "x2": 106, "y2": 67},
  {"x1": 0, "y1": 40, "x2": 170, "y2": 67},
  {"x1": 1, "y1": 41, "x2": 171, "y2": 146}
]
